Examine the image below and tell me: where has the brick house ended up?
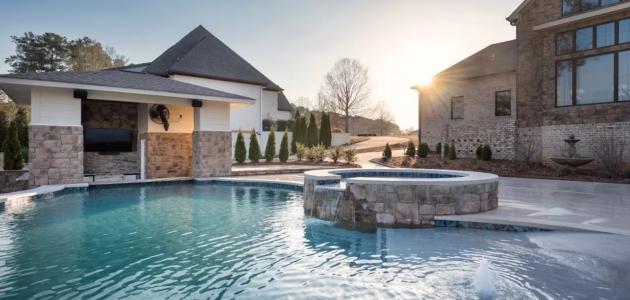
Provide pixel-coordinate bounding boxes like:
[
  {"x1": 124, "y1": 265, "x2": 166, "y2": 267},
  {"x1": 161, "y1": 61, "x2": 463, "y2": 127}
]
[
  {"x1": 0, "y1": 26, "x2": 292, "y2": 186},
  {"x1": 416, "y1": 0, "x2": 630, "y2": 167}
]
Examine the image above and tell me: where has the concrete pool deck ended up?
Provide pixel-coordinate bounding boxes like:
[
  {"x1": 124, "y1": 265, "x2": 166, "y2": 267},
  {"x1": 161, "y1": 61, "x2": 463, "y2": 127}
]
[{"x1": 237, "y1": 173, "x2": 630, "y2": 236}]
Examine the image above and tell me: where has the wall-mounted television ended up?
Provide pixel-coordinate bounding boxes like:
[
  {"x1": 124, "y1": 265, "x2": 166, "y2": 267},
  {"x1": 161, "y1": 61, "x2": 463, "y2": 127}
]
[{"x1": 84, "y1": 128, "x2": 134, "y2": 152}]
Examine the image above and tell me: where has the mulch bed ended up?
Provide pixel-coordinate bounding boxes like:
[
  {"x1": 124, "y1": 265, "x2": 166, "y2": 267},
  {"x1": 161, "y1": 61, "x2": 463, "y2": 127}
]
[
  {"x1": 373, "y1": 154, "x2": 630, "y2": 184},
  {"x1": 233, "y1": 160, "x2": 361, "y2": 168}
]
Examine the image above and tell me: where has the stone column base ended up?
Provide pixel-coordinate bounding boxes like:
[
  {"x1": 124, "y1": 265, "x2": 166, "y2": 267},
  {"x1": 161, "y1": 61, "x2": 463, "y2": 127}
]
[
  {"x1": 140, "y1": 132, "x2": 192, "y2": 179},
  {"x1": 193, "y1": 131, "x2": 231, "y2": 177},
  {"x1": 29, "y1": 125, "x2": 84, "y2": 186}
]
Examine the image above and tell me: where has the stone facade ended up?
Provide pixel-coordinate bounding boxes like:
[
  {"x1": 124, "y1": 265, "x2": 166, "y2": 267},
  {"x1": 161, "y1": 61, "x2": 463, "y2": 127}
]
[
  {"x1": 141, "y1": 132, "x2": 192, "y2": 179},
  {"x1": 304, "y1": 175, "x2": 499, "y2": 229},
  {"x1": 192, "y1": 131, "x2": 231, "y2": 177},
  {"x1": 29, "y1": 125, "x2": 83, "y2": 186},
  {"x1": 422, "y1": 72, "x2": 517, "y2": 159},
  {"x1": 82, "y1": 100, "x2": 139, "y2": 175}
]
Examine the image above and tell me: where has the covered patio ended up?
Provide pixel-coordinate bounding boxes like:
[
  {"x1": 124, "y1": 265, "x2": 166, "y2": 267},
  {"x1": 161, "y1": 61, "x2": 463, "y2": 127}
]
[{"x1": 0, "y1": 68, "x2": 252, "y2": 186}]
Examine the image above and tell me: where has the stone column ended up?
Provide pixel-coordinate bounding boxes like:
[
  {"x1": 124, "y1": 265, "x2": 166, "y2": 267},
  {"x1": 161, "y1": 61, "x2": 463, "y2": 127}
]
[
  {"x1": 29, "y1": 125, "x2": 84, "y2": 186},
  {"x1": 192, "y1": 102, "x2": 232, "y2": 178},
  {"x1": 192, "y1": 131, "x2": 231, "y2": 177}
]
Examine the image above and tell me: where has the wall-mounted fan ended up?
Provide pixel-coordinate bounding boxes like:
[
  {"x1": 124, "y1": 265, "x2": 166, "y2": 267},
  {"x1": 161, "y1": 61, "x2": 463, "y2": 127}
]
[{"x1": 149, "y1": 104, "x2": 170, "y2": 131}]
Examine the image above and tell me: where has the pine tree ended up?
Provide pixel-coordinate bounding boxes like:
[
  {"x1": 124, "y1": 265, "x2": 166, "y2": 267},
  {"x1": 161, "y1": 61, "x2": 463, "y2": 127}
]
[
  {"x1": 279, "y1": 130, "x2": 289, "y2": 162},
  {"x1": 319, "y1": 112, "x2": 332, "y2": 148},
  {"x1": 290, "y1": 111, "x2": 301, "y2": 154},
  {"x1": 3, "y1": 122, "x2": 24, "y2": 170},
  {"x1": 235, "y1": 130, "x2": 246, "y2": 163},
  {"x1": 248, "y1": 129, "x2": 261, "y2": 163},
  {"x1": 307, "y1": 113, "x2": 319, "y2": 147},
  {"x1": 264, "y1": 128, "x2": 276, "y2": 162}
]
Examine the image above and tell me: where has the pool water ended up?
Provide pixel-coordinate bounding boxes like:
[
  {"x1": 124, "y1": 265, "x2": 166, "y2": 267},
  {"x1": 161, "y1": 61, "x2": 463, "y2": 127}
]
[{"x1": 1, "y1": 183, "x2": 629, "y2": 299}]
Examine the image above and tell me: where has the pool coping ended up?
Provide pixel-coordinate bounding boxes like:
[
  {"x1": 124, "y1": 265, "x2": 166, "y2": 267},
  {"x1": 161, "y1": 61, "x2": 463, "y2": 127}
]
[
  {"x1": 304, "y1": 168, "x2": 499, "y2": 185},
  {"x1": 2, "y1": 176, "x2": 628, "y2": 236}
]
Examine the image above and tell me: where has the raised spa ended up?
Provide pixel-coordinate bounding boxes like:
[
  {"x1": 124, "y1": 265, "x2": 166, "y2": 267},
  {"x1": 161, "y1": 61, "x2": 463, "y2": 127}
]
[{"x1": 303, "y1": 168, "x2": 499, "y2": 228}]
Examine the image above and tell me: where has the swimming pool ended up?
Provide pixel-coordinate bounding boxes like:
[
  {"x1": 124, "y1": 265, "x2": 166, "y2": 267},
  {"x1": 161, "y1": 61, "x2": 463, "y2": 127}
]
[{"x1": 1, "y1": 183, "x2": 629, "y2": 299}]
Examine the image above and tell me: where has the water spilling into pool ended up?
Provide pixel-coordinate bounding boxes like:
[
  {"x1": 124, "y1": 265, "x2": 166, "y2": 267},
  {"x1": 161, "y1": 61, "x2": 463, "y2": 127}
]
[{"x1": 1, "y1": 183, "x2": 629, "y2": 299}]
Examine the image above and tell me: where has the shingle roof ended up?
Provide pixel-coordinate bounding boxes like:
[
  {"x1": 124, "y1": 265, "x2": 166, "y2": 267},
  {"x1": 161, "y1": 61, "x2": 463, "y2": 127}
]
[
  {"x1": 145, "y1": 26, "x2": 282, "y2": 91},
  {"x1": 435, "y1": 40, "x2": 516, "y2": 80},
  {"x1": 277, "y1": 92, "x2": 293, "y2": 111},
  {"x1": 0, "y1": 70, "x2": 254, "y2": 100}
]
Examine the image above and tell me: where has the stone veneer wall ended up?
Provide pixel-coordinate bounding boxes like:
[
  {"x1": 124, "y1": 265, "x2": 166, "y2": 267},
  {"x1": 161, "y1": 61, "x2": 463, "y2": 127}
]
[
  {"x1": 304, "y1": 178, "x2": 498, "y2": 229},
  {"x1": 29, "y1": 125, "x2": 84, "y2": 186},
  {"x1": 193, "y1": 131, "x2": 231, "y2": 177},
  {"x1": 422, "y1": 72, "x2": 517, "y2": 159},
  {"x1": 82, "y1": 100, "x2": 139, "y2": 175},
  {"x1": 141, "y1": 132, "x2": 192, "y2": 178}
]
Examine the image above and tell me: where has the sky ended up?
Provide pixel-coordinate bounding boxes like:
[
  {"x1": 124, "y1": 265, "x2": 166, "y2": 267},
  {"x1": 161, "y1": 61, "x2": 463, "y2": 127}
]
[{"x1": 0, "y1": 0, "x2": 522, "y2": 130}]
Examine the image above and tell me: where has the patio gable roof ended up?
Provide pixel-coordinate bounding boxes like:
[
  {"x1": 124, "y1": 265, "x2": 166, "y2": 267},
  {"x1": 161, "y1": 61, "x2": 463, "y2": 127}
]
[{"x1": 0, "y1": 69, "x2": 254, "y2": 103}]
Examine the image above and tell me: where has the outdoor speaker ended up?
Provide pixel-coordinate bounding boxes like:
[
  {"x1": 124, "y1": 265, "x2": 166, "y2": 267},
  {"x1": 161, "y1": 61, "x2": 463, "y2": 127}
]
[{"x1": 192, "y1": 100, "x2": 203, "y2": 108}]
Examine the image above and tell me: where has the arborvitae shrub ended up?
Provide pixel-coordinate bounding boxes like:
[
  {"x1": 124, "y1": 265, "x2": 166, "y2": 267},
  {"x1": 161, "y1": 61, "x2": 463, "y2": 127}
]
[
  {"x1": 319, "y1": 112, "x2": 332, "y2": 148},
  {"x1": 248, "y1": 129, "x2": 261, "y2": 163},
  {"x1": 264, "y1": 128, "x2": 276, "y2": 162},
  {"x1": 383, "y1": 143, "x2": 392, "y2": 160},
  {"x1": 418, "y1": 143, "x2": 430, "y2": 158},
  {"x1": 476, "y1": 145, "x2": 483, "y2": 159},
  {"x1": 234, "y1": 130, "x2": 246, "y2": 163},
  {"x1": 406, "y1": 141, "x2": 416, "y2": 157},
  {"x1": 307, "y1": 114, "x2": 319, "y2": 147},
  {"x1": 3, "y1": 122, "x2": 24, "y2": 170},
  {"x1": 436, "y1": 142, "x2": 442, "y2": 154},
  {"x1": 279, "y1": 131, "x2": 289, "y2": 162},
  {"x1": 448, "y1": 143, "x2": 457, "y2": 160},
  {"x1": 291, "y1": 111, "x2": 301, "y2": 154},
  {"x1": 443, "y1": 143, "x2": 450, "y2": 158},
  {"x1": 482, "y1": 144, "x2": 492, "y2": 161}
]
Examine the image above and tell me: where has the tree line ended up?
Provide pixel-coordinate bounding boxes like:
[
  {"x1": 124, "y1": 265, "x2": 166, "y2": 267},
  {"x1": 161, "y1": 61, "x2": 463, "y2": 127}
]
[{"x1": 4, "y1": 32, "x2": 129, "y2": 73}]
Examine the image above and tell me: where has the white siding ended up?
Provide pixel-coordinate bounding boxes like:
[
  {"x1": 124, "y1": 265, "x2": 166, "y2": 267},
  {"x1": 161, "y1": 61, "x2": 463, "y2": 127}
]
[
  {"x1": 30, "y1": 87, "x2": 81, "y2": 126},
  {"x1": 195, "y1": 102, "x2": 230, "y2": 132},
  {"x1": 170, "y1": 74, "x2": 263, "y2": 132}
]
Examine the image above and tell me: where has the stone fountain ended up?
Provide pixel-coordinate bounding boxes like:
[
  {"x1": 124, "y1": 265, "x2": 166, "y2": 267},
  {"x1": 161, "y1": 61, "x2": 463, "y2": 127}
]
[{"x1": 550, "y1": 135, "x2": 594, "y2": 168}]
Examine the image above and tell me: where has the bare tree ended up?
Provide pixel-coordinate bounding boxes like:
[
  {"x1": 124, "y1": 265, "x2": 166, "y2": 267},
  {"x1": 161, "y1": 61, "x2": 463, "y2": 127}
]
[
  {"x1": 321, "y1": 58, "x2": 370, "y2": 132},
  {"x1": 374, "y1": 100, "x2": 395, "y2": 136},
  {"x1": 593, "y1": 135, "x2": 626, "y2": 177},
  {"x1": 292, "y1": 96, "x2": 311, "y2": 110},
  {"x1": 315, "y1": 88, "x2": 333, "y2": 112}
]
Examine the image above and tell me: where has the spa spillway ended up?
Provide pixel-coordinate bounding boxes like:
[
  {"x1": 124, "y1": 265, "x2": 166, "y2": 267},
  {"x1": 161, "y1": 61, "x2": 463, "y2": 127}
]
[{"x1": 303, "y1": 168, "x2": 499, "y2": 228}]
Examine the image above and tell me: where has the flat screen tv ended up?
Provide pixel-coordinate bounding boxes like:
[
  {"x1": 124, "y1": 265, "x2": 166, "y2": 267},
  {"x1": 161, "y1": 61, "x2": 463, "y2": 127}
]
[{"x1": 84, "y1": 128, "x2": 134, "y2": 152}]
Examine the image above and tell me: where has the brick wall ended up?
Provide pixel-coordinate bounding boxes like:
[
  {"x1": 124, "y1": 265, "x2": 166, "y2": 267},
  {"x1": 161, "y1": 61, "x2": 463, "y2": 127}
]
[
  {"x1": 421, "y1": 72, "x2": 517, "y2": 159},
  {"x1": 141, "y1": 132, "x2": 192, "y2": 178},
  {"x1": 29, "y1": 125, "x2": 83, "y2": 186}
]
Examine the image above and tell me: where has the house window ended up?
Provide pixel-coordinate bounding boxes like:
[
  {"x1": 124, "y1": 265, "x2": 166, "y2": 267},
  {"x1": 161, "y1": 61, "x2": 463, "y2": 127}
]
[
  {"x1": 562, "y1": 0, "x2": 580, "y2": 16},
  {"x1": 576, "y1": 54, "x2": 614, "y2": 104},
  {"x1": 596, "y1": 23, "x2": 615, "y2": 48},
  {"x1": 450, "y1": 97, "x2": 464, "y2": 120},
  {"x1": 495, "y1": 91, "x2": 511, "y2": 116},
  {"x1": 562, "y1": 0, "x2": 621, "y2": 16},
  {"x1": 620, "y1": 19, "x2": 630, "y2": 44},
  {"x1": 557, "y1": 60, "x2": 574, "y2": 106},
  {"x1": 556, "y1": 32, "x2": 574, "y2": 55},
  {"x1": 576, "y1": 27, "x2": 593, "y2": 51},
  {"x1": 619, "y1": 51, "x2": 630, "y2": 101}
]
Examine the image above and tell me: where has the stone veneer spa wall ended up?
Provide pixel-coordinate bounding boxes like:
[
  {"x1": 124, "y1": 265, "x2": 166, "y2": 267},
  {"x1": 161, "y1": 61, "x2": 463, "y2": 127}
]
[{"x1": 304, "y1": 169, "x2": 499, "y2": 228}]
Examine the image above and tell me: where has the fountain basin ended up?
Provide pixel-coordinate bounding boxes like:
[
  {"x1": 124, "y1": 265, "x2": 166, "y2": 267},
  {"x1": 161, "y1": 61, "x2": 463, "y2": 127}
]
[
  {"x1": 303, "y1": 168, "x2": 499, "y2": 229},
  {"x1": 550, "y1": 157, "x2": 594, "y2": 168}
]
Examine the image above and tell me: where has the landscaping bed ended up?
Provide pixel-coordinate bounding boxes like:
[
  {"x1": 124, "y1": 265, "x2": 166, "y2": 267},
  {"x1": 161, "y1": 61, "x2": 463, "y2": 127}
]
[{"x1": 372, "y1": 154, "x2": 630, "y2": 184}]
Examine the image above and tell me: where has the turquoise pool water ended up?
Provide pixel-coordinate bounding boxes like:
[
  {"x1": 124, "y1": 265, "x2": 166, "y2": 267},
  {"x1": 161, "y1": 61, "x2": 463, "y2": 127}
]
[{"x1": 1, "y1": 183, "x2": 629, "y2": 299}]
